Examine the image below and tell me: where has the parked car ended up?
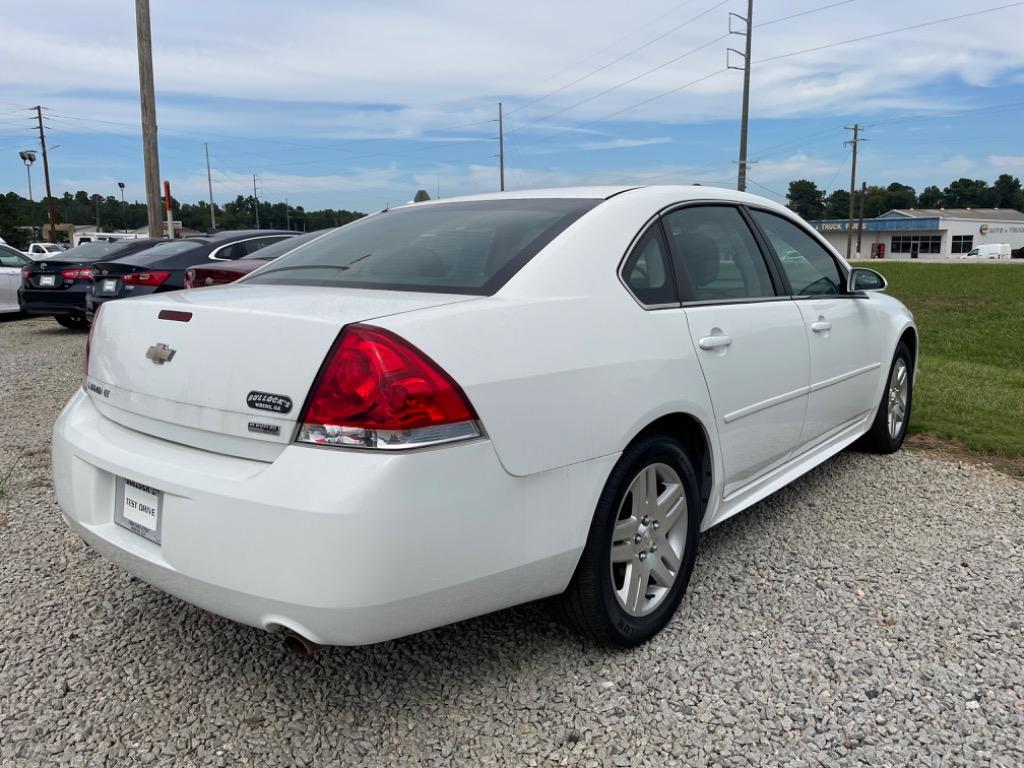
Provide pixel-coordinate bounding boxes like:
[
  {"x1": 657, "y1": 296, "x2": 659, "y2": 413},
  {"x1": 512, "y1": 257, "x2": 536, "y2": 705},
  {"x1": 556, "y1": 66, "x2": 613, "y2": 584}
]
[
  {"x1": 959, "y1": 243, "x2": 1011, "y2": 259},
  {"x1": 54, "y1": 186, "x2": 916, "y2": 649},
  {"x1": 0, "y1": 243, "x2": 32, "y2": 314},
  {"x1": 24, "y1": 242, "x2": 69, "y2": 260},
  {"x1": 1010, "y1": 246, "x2": 1023, "y2": 259},
  {"x1": 87, "y1": 230, "x2": 294, "y2": 317},
  {"x1": 184, "y1": 229, "x2": 330, "y2": 289},
  {"x1": 19, "y1": 239, "x2": 166, "y2": 329}
]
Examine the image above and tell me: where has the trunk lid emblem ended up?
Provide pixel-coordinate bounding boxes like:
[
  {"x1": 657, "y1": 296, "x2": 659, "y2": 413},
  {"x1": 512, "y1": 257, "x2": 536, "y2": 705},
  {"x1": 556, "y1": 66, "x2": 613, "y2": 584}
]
[{"x1": 145, "y1": 343, "x2": 177, "y2": 365}]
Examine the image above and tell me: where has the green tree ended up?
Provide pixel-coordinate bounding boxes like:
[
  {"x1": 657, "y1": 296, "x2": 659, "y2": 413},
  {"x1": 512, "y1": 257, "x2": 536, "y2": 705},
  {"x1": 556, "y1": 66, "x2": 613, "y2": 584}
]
[
  {"x1": 822, "y1": 189, "x2": 850, "y2": 218},
  {"x1": 918, "y1": 186, "x2": 943, "y2": 208},
  {"x1": 786, "y1": 179, "x2": 825, "y2": 220},
  {"x1": 942, "y1": 178, "x2": 998, "y2": 208},
  {"x1": 885, "y1": 182, "x2": 917, "y2": 210},
  {"x1": 992, "y1": 174, "x2": 1024, "y2": 211}
]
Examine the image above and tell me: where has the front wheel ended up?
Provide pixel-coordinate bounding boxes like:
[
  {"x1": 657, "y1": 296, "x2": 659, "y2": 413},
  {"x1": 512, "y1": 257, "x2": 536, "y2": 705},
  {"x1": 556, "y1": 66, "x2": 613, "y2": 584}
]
[
  {"x1": 858, "y1": 341, "x2": 913, "y2": 453},
  {"x1": 554, "y1": 434, "x2": 701, "y2": 647}
]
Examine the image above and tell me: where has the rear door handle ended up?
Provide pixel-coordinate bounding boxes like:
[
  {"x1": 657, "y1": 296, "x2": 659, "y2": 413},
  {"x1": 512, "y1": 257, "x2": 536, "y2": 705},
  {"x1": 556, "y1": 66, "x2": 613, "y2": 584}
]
[
  {"x1": 810, "y1": 320, "x2": 832, "y2": 333},
  {"x1": 698, "y1": 334, "x2": 733, "y2": 350}
]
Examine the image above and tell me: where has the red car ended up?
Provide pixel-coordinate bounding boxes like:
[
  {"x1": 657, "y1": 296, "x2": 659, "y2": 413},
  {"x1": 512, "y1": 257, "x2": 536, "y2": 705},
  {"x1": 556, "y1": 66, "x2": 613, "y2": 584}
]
[{"x1": 184, "y1": 229, "x2": 329, "y2": 288}]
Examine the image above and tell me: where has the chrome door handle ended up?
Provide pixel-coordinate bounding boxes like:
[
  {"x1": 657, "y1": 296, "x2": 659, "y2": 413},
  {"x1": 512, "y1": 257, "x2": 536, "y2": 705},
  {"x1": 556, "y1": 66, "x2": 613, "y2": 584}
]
[
  {"x1": 698, "y1": 334, "x2": 733, "y2": 350},
  {"x1": 810, "y1": 320, "x2": 832, "y2": 333}
]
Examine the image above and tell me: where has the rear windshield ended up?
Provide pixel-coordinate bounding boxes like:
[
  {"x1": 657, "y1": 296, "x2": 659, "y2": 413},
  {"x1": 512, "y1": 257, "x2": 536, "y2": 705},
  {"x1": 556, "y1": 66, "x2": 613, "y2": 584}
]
[
  {"x1": 239, "y1": 229, "x2": 330, "y2": 261},
  {"x1": 244, "y1": 199, "x2": 601, "y2": 294},
  {"x1": 51, "y1": 240, "x2": 148, "y2": 262}
]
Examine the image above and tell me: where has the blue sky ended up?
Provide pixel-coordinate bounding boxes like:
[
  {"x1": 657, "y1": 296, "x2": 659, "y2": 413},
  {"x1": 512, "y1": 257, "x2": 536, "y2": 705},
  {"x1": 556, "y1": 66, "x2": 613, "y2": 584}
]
[{"x1": 2, "y1": 0, "x2": 1023, "y2": 213}]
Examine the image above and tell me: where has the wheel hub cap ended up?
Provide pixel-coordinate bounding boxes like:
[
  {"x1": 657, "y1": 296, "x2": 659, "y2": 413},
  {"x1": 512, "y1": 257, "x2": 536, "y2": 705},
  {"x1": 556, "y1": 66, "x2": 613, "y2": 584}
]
[{"x1": 609, "y1": 462, "x2": 688, "y2": 618}]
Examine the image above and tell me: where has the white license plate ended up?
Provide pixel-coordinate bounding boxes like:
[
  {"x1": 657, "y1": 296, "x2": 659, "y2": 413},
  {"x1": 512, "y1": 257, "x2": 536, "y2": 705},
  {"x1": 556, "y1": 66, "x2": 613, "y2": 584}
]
[
  {"x1": 114, "y1": 478, "x2": 163, "y2": 544},
  {"x1": 102, "y1": 279, "x2": 117, "y2": 293},
  {"x1": 39, "y1": 275, "x2": 55, "y2": 287}
]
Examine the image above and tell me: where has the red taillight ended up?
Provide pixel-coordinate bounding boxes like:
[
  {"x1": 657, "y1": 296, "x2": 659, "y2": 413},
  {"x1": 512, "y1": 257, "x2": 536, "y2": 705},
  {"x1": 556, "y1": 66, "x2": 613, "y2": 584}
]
[
  {"x1": 123, "y1": 270, "x2": 171, "y2": 287},
  {"x1": 21, "y1": 267, "x2": 31, "y2": 280},
  {"x1": 61, "y1": 268, "x2": 93, "y2": 281},
  {"x1": 297, "y1": 324, "x2": 480, "y2": 449}
]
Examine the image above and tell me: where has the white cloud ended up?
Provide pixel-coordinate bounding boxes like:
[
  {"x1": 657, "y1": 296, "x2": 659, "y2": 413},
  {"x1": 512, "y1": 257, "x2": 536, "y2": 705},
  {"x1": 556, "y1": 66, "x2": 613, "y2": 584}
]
[{"x1": 577, "y1": 137, "x2": 671, "y2": 151}]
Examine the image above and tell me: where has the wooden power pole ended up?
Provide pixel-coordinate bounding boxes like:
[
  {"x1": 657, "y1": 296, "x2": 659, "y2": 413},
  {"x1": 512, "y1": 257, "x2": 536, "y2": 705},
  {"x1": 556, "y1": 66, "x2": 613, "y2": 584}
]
[
  {"x1": 844, "y1": 123, "x2": 863, "y2": 259},
  {"x1": 498, "y1": 102, "x2": 505, "y2": 192},
  {"x1": 34, "y1": 106, "x2": 58, "y2": 242},
  {"x1": 135, "y1": 0, "x2": 163, "y2": 238},
  {"x1": 733, "y1": 0, "x2": 754, "y2": 193}
]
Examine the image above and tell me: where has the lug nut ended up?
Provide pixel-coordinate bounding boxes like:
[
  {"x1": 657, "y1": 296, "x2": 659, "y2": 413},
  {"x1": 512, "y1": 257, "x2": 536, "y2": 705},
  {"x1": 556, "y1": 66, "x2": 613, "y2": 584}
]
[
  {"x1": 650, "y1": 543, "x2": 657, "y2": 552},
  {"x1": 652, "y1": 521, "x2": 660, "y2": 530},
  {"x1": 641, "y1": 516, "x2": 650, "y2": 525},
  {"x1": 634, "y1": 534, "x2": 643, "y2": 544},
  {"x1": 638, "y1": 552, "x2": 647, "y2": 561}
]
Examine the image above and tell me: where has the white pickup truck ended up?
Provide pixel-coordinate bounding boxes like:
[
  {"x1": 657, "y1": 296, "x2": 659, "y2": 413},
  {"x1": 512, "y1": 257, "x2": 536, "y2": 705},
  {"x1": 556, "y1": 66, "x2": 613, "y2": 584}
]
[{"x1": 23, "y1": 242, "x2": 69, "y2": 259}]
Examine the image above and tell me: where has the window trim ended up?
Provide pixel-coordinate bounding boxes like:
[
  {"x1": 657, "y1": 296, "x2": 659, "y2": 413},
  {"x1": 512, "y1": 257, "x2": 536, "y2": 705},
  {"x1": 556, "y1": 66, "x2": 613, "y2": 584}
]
[
  {"x1": 209, "y1": 235, "x2": 293, "y2": 261},
  {"x1": 659, "y1": 201, "x2": 785, "y2": 305},
  {"x1": 743, "y1": 203, "x2": 860, "y2": 300},
  {"x1": 616, "y1": 214, "x2": 680, "y2": 310}
]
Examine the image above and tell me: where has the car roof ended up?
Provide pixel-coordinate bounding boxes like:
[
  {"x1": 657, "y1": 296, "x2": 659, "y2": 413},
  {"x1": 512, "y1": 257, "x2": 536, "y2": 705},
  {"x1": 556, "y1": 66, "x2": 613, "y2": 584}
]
[
  {"x1": 192, "y1": 230, "x2": 294, "y2": 244},
  {"x1": 388, "y1": 185, "x2": 792, "y2": 215}
]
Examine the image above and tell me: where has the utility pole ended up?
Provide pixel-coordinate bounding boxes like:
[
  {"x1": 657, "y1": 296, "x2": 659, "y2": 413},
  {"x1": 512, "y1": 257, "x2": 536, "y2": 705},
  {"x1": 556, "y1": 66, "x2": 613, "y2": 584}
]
[
  {"x1": 34, "y1": 106, "x2": 58, "y2": 242},
  {"x1": 844, "y1": 123, "x2": 863, "y2": 260},
  {"x1": 498, "y1": 102, "x2": 505, "y2": 192},
  {"x1": 204, "y1": 142, "x2": 216, "y2": 231},
  {"x1": 96, "y1": 196, "x2": 100, "y2": 230},
  {"x1": 135, "y1": 0, "x2": 162, "y2": 238},
  {"x1": 857, "y1": 180, "x2": 866, "y2": 258},
  {"x1": 285, "y1": 197, "x2": 290, "y2": 231},
  {"x1": 730, "y1": 0, "x2": 754, "y2": 192},
  {"x1": 252, "y1": 174, "x2": 260, "y2": 229}
]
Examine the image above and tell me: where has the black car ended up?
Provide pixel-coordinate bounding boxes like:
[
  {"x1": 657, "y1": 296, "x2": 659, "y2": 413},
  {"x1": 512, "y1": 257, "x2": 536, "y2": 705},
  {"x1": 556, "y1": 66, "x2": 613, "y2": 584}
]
[
  {"x1": 87, "y1": 230, "x2": 294, "y2": 317},
  {"x1": 19, "y1": 239, "x2": 166, "y2": 329}
]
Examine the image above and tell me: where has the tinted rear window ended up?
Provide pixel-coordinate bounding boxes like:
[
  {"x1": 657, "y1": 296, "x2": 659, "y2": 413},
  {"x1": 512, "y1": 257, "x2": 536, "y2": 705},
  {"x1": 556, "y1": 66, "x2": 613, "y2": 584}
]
[
  {"x1": 244, "y1": 199, "x2": 601, "y2": 294},
  {"x1": 239, "y1": 229, "x2": 330, "y2": 260}
]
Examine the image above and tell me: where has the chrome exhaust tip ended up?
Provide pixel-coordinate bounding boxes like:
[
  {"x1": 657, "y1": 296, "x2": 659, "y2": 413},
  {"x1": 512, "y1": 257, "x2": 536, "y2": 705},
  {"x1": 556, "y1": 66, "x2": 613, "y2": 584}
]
[{"x1": 282, "y1": 630, "x2": 320, "y2": 657}]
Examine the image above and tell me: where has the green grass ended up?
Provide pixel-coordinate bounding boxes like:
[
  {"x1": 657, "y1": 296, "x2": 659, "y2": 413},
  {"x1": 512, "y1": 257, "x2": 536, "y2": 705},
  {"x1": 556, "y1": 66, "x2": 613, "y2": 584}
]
[{"x1": 857, "y1": 262, "x2": 1024, "y2": 458}]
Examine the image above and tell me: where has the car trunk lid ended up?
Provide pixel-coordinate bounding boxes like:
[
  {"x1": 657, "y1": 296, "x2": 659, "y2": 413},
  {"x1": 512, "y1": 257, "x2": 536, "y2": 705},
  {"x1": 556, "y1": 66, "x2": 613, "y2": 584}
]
[{"x1": 85, "y1": 284, "x2": 477, "y2": 460}]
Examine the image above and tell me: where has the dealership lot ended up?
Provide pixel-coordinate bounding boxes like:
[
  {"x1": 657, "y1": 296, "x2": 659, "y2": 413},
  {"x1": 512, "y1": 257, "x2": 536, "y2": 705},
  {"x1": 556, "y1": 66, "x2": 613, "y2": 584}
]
[{"x1": 1, "y1": 316, "x2": 1023, "y2": 767}]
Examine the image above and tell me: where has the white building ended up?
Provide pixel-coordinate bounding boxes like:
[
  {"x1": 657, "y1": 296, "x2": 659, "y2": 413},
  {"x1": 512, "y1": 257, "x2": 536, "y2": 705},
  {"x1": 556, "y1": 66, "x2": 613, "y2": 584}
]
[{"x1": 810, "y1": 208, "x2": 1024, "y2": 259}]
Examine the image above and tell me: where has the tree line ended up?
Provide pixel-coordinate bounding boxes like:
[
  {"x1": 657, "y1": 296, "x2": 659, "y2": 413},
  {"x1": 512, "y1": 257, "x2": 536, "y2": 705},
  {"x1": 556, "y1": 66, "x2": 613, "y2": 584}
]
[
  {"x1": 786, "y1": 174, "x2": 1024, "y2": 221},
  {"x1": 0, "y1": 190, "x2": 365, "y2": 248}
]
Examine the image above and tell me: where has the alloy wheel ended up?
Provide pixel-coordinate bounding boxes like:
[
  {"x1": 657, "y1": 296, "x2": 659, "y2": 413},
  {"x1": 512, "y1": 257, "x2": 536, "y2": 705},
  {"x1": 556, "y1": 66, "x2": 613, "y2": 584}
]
[
  {"x1": 887, "y1": 358, "x2": 909, "y2": 439},
  {"x1": 609, "y1": 462, "x2": 688, "y2": 617}
]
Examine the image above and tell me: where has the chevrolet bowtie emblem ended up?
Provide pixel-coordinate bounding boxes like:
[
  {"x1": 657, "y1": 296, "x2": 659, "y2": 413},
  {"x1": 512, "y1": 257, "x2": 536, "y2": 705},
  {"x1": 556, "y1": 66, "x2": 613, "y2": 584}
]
[{"x1": 145, "y1": 343, "x2": 176, "y2": 365}]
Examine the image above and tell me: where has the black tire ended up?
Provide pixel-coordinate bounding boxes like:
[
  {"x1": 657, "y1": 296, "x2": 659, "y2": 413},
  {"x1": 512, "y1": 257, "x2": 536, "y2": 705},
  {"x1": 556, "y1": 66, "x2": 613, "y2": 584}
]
[
  {"x1": 554, "y1": 434, "x2": 701, "y2": 647},
  {"x1": 857, "y1": 341, "x2": 913, "y2": 454},
  {"x1": 55, "y1": 314, "x2": 90, "y2": 330}
]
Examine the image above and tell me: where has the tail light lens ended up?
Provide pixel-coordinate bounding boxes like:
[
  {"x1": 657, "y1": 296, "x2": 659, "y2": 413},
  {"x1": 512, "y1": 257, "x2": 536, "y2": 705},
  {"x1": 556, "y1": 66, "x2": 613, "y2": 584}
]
[
  {"x1": 123, "y1": 270, "x2": 171, "y2": 287},
  {"x1": 21, "y1": 267, "x2": 31, "y2": 280},
  {"x1": 61, "y1": 268, "x2": 93, "y2": 281},
  {"x1": 297, "y1": 324, "x2": 480, "y2": 450}
]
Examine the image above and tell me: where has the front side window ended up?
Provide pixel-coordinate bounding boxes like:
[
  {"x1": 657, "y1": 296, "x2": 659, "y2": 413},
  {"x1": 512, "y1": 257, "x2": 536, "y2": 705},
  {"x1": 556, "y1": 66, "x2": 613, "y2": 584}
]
[
  {"x1": 622, "y1": 224, "x2": 676, "y2": 306},
  {"x1": 663, "y1": 206, "x2": 775, "y2": 302},
  {"x1": 246, "y1": 198, "x2": 601, "y2": 295},
  {"x1": 751, "y1": 210, "x2": 844, "y2": 296}
]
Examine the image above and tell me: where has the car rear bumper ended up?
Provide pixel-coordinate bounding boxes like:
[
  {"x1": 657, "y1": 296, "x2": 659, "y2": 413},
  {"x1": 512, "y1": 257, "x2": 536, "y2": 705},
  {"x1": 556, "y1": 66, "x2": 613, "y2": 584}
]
[
  {"x1": 19, "y1": 288, "x2": 88, "y2": 316},
  {"x1": 53, "y1": 389, "x2": 614, "y2": 645}
]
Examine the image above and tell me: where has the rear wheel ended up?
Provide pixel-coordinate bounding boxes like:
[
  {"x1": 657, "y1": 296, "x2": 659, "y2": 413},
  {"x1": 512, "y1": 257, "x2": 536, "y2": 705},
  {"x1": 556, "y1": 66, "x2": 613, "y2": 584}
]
[
  {"x1": 55, "y1": 314, "x2": 90, "y2": 330},
  {"x1": 858, "y1": 341, "x2": 913, "y2": 453},
  {"x1": 554, "y1": 434, "x2": 701, "y2": 647}
]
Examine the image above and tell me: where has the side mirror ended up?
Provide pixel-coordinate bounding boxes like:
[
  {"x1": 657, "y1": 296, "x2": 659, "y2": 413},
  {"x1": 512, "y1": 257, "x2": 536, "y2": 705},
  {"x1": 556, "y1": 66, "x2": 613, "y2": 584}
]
[{"x1": 848, "y1": 267, "x2": 887, "y2": 293}]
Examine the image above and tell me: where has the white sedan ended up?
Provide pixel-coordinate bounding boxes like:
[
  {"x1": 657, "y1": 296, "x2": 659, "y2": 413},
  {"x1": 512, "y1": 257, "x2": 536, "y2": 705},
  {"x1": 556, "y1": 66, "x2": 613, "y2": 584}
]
[{"x1": 52, "y1": 186, "x2": 916, "y2": 649}]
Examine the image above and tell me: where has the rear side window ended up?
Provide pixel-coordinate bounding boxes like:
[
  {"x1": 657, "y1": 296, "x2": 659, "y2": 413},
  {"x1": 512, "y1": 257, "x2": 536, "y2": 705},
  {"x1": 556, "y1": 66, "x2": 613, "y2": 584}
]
[
  {"x1": 622, "y1": 224, "x2": 676, "y2": 306},
  {"x1": 663, "y1": 206, "x2": 775, "y2": 302},
  {"x1": 245, "y1": 199, "x2": 601, "y2": 295},
  {"x1": 751, "y1": 210, "x2": 843, "y2": 296}
]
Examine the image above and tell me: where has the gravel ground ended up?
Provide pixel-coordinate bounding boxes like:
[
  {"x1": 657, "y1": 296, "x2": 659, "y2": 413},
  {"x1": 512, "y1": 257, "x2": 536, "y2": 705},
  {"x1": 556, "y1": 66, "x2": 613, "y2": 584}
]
[{"x1": 1, "y1": 314, "x2": 1023, "y2": 768}]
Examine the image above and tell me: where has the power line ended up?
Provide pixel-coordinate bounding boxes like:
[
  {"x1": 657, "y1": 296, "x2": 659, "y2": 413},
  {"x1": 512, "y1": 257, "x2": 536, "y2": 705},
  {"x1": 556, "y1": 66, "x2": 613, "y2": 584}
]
[
  {"x1": 756, "y1": 0, "x2": 858, "y2": 28},
  {"x1": 510, "y1": 33, "x2": 729, "y2": 131},
  {"x1": 755, "y1": 2, "x2": 1024, "y2": 64},
  {"x1": 506, "y1": 0, "x2": 730, "y2": 117}
]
